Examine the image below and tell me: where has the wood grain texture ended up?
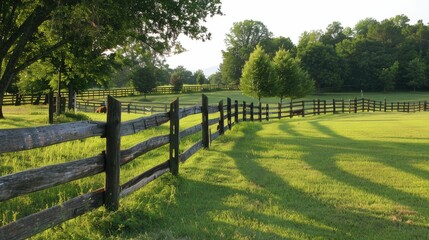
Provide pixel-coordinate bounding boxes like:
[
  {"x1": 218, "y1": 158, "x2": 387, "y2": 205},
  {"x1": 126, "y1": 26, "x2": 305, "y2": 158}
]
[
  {"x1": 0, "y1": 154, "x2": 104, "y2": 201},
  {"x1": 120, "y1": 112, "x2": 169, "y2": 136},
  {"x1": 0, "y1": 189, "x2": 104, "y2": 240},
  {"x1": 120, "y1": 161, "x2": 169, "y2": 198},
  {"x1": 0, "y1": 121, "x2": 105, "y2": 154}
]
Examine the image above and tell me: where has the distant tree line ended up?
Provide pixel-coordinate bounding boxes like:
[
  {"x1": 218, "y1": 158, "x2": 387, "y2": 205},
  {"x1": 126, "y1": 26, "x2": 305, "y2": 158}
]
[{"x1": 219, "y1": 15, "x2": 429, "y2": 92}]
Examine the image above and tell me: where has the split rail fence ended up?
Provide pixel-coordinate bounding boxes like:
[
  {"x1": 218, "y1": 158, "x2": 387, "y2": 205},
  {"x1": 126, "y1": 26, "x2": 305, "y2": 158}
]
[
  {"x1": 0, "y1": 95, "x2": 428, "y2": 240},
  {"x1": 3, "y1": 85, "x2": 239, "y2": 106}
]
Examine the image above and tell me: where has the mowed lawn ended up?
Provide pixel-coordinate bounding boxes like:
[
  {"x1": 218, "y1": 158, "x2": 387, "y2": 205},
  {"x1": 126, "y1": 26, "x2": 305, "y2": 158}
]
[
  {"x1": 123, "y1": 112, "x2": 428, "y2": 240},
  {"x1": 2, "y1": 107, "x2": 429, "y2": 239}
]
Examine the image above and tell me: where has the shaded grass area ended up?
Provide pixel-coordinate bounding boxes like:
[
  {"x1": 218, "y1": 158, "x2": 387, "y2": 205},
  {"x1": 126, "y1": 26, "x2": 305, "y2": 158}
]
[{"x1": 17, "y1": 112, "x2": 427, "y2": 239}]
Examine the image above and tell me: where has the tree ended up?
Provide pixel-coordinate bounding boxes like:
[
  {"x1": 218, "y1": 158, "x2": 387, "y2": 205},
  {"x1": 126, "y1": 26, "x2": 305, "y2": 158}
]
[
  {"x1": 132, "y1": 66, "x2": 157, "y2": 99},
  {"x1": 0, "y1": 0, "x2": 222, "y2": 118},
  {"x1": 320, "y1": 21, "x2": 348, "y2": 46},
  {"x1": 379, "y1": 61, "x2": 399, "y2": 91},
  {"x1": 272, "y1": 49, "x2": 314, "y2": 103},
  {"x1": 406, "y1": 57, "x2": 427, "y2": 91},
  {"x1": 240, "y1": 45, "x2": 272, "y2": 102},
  {"x1": 260, "y1": 36, "x2": 296, "y2": 57},
  {"x1": 354, "y1": 18, "x2": 379, "y2": 37},
  {"x1": 170, "y1": 71, "x2": 184, "y2": 92},
  {"x1": 297, "y1": 30, "x2": 323, "y2": 56},
  {"x1": 220, "y1": 50, "x2": 243, "y2": 84},
  {"x1": 208, "y1": 72, "x2": 222, "y2": 84},
  {"x1": 220, "y1": 20, "x2": 272, "y2": 84},
  {"x1": 17, "y1": 61, "x2": 52, "y2": 104},
  {"x1": 194, "y1": 70, "x2": 206, "y2": 85},
  {"x1": 299, "y1": 42, "x2": 344, "y2": 91}
]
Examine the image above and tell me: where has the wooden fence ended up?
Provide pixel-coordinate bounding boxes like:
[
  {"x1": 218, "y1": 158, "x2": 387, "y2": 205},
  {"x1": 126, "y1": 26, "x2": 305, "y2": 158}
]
[
  {"x1": 77, "y1": 97, "x2": 428, "y2": 116},
  {"x1": 0, "y1": 95, "x2": 428, "y2": 239},
  {"x1": 75, "y1": 99, "x2": 199, "y2": 115},
  {"x1": 3, "y1": 85, "x2": 239, "y2": 106}
]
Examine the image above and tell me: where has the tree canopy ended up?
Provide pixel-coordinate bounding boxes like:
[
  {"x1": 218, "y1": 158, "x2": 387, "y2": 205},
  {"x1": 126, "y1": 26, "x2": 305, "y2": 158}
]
[
  {"x1": 272, "y1": 49, "x2": 314, "y2": 102},
  {"x1": 0, "y1": 0, "x2": 222, "y2": 118},
  {"x1": 220, "y1": 20, "x2": 272, "y2": 84},
  {"x1": 225, "y1": 15, "x2": 429, "y2": 93},
  {"x1": 240, "y1": 45, "x2": 273, "y2": 102}
]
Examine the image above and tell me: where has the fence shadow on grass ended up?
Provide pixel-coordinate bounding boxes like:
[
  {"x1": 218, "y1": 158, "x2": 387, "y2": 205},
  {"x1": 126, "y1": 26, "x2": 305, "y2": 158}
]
[
  {"x1": 221, "y1": 122, "x2": 429, "y2": 239},
  {"x1": 279, "y1": 120, "x2": 429, "y2": 190},
  {"x1": 277, "y1": 120, "x2": 429, "y2": 233}
]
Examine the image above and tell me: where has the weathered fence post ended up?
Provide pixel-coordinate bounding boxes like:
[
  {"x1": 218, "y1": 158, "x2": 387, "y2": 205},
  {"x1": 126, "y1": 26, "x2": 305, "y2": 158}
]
[
  {"x1": 333, "y1": 99, "x2": 336, "y2": 114},
  {"x1": 367, "y1": 99, "x2": 370, "y2": 112},
  {"x1": 250, "y1": 102, "x2": 254, "y2": 121},
  {"x1": 299, "y1": 101, "x2": 304, "y2": 117},
  {"x1": 202, "y1": 95, "x2": 209, "y2": 148},
  {"x1": 227, "y1": 98, "x2": 232, "y2": 129},
  {"x1": 234, "y1": 100, "x2": 239, "y2": 123},
  {"x1": 219, "y1": 100, "x2": 225, "y2": 134},
  {"x1": 290, "y1": 100, "x2": 293, "y2": 118},
  {"x1": 317, "y1": 99, "x2": 321, "y2": 115},
  {"x1": 341, "y1": 98, "x2": 345, "y2": 113},
  {"x1": 169, "y1": 98, "x2": 180, "y2": 175},
  {"x1": 278, "y1": 103, "x2": 282, "y2": 119},
  {"x1": 424, "y1": 101, "x2": 427, "y2": 111},
  {"x1": 384, "y1": 98, "x2": 387, "y2": 112},
  {"x1": 48, "y1": 90, "x2": 54, "y2": 124},
  {"x1": 323, "y1": 100, "x2": 327, "y2": 114},
  {"x1": 266, "y1": 104, "x2": 269, "y2": 121},
  {"x1": 354, "y1": 97, "x2": 357, "y2": 113},
  {"x1": 348, "y1": 99, "x2": 351, "y2": 113},
  {"x1": 243, "y1": 101, "x2": 247, "y2": 121},
  {"x1": 313, "y1": 100, "x2": 316, "y2": 115},
  {"x1": 258, "y1": 102, "x2": 262, "y2": 122},
  {"x1": 105, "y1": 95, "x2": 121, "y2": 211}
]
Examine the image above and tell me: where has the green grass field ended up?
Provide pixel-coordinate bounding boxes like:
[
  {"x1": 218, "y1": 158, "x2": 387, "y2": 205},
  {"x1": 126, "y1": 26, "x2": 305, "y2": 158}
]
[
  {"x1": 120, "y1": 90, "x2": 429, "y2": 105},
  {"x1": 1, "y1": 93, "x2": 429, "y2": 239}
]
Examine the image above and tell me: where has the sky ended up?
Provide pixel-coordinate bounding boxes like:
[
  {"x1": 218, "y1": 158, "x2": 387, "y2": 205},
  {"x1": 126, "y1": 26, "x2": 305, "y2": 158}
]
[{"x1": 165, "y1": 0, "x2": 429, "y2": 76}]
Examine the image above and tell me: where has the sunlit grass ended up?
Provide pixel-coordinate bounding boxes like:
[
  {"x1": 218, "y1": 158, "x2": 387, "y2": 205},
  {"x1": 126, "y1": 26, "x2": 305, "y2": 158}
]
[
  {"x1": 1, "y1": 102, "x2": 429, "y2": 239},
  {"x1": 118, "y1": 90, "x2": 429, "y2": 105}
]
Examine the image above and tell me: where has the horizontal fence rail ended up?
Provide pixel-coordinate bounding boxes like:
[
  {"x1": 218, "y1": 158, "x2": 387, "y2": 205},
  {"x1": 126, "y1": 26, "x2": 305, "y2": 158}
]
[
  {"x1": 3, "y1": 85, "x2": 239, "y2": 106},
  {"x1": 0, "y1": 95, "x2": 427, "y2": 239}
]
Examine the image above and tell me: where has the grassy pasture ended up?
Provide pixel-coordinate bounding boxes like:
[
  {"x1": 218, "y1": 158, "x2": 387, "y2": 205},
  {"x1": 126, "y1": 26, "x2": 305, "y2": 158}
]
[
  {"x1": 120, "y1": 90, "x2": 429, "y2": 105},
  {"x1": 1, "y1": 93, "x2": 429, "y2": 239}
]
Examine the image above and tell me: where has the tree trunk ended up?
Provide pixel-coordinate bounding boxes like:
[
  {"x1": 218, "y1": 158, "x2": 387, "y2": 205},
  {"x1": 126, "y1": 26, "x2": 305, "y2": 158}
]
[
  {"x1": 68, "y1": 84, "x2": 74, "y2": 110},
  {"x1": 15, "y1": 94, "x2": 22, "y2": 106},
  {"x1": 0, "y1": 91, "x2": 5, "y2": 119},
  {"x1": 33, "y1": 94, "x2": 42, "y2": 105}
]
